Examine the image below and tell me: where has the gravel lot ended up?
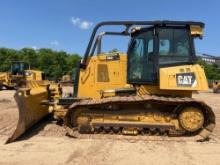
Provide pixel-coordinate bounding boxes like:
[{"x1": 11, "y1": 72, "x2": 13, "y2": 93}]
[{"x1": 0, "y1": 90, "x2": 220, "y2": 165}]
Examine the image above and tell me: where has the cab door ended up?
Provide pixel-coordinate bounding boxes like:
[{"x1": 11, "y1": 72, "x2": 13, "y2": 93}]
[{"x1": 128, "y1": 29, "x2": 157, "y2": 84}]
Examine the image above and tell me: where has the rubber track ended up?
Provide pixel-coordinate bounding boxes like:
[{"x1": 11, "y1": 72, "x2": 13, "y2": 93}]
[{"x1": 64, "y1": 95, "x2": 216, "y2": 142}]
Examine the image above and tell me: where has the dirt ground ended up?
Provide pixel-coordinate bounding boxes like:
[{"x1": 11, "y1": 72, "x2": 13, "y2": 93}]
[{"x1": 0, "y1": 90, "x2": 220, "y2": 165}]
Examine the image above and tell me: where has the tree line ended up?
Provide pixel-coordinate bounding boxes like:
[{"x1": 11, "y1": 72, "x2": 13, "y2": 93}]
[
  {"x1": 197, "y1": 59, "x2": 220, "y2": 80},
  {"x1": 0, "y1": 47, "x2": 219, "y2": 81},
  {"x1": 0, "y1": 48, "x2": 81, "y2": 81}
]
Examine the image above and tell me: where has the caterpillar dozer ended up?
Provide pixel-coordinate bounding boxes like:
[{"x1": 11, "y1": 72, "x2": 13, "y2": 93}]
[
  {"x1": 0, "y1": 61, "x2": 44, "y2": 90},
  {"x1": 7, "y1": 20, "x2": 215, "y2": 143}
]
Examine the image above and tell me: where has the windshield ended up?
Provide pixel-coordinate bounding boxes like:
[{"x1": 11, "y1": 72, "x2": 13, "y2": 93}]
[{"x1": 11, "y1": 62, "x2": 29, "y2": 75}]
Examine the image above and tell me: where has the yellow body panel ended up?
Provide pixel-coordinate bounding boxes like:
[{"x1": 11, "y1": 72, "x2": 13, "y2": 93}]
[
  {"x1": 160, "y1": 64, "x2": 208, "y2": 91},
  {"x1": 0, "y1": 72, "x2": 19, "y2": 88},
  {"x1": 136, "y1": 64, "x2": 208, "y2": 97},
  {"x1": 190, "y1": 25, "x2": 203, "y2": 38},
  {"x1": 25, "y1": 70, "x2": 43, "y2": 81},
  {"x1": 77, "y1": 53, "x2": 128, "y2": 98},
  {"x1": 213, "y1": 81, "x2": 220, "y2": 93},
  {"x1": 0, "y1": 72, "x2": 10, "y2": 87}
]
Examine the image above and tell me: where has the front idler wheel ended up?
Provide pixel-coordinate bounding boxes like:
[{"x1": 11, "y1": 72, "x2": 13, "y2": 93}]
[{"x1": 179, "y1": 107, "x2": 204, "y2": 133}]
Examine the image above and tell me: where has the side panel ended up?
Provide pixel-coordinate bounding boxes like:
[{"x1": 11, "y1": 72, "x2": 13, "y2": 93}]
[
  {"x1": 0, "y1": 72, "x2": 9, "y2": 86},
  {"x1": 160, "y1": 64, "x2": 208, "y2": 90},
  {"x1": 77, "y1": 54, "x2": 127, "y2": 99},
  {"x1": 0, "y1": 72, "x2": 14, "y2": 88},
  {"x1": 213, "y1": 81, "x2": 220, "y2": 93},
  {"x1": 25, "y1": 70, "x2": 43, "y2": 81}
]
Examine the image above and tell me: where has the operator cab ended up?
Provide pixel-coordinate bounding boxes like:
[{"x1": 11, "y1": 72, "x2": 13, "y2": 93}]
[
  {"x1": 127, "y1": 25, "x2": 197, "y2": 84},
  {"x1": 11, "y1": 61, "x2": 30, "y2": 75}
]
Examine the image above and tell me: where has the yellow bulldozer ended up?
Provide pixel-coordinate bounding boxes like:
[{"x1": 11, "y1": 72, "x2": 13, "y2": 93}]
[
  {"x1": 0, "y1": 61, "x2": 44, "y2": 90},
  {"x1": 7, "y1": 20, "x2": 215, "y2": 143}
]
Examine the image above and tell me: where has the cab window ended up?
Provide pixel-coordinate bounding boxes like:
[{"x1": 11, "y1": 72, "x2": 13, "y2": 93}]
[{"x1": 158, "y1": 28, "x2": 191, "y2": 65}]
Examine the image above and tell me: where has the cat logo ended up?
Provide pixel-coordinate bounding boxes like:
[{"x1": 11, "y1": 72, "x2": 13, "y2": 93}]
[{"x1": 176, "y1": 73, "x2": 197, "y2": 87}]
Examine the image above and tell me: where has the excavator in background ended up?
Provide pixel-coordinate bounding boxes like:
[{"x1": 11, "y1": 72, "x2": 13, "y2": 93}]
[
  {"x1": 7, "y1": 20, "x2": 215, "y2": 143},
  {"x1": 0, "y1": 61, "x2": 44, "y2": 90}
]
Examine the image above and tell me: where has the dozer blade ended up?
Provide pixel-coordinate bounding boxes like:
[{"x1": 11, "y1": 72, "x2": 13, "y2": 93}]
[{"x1": 6, "y1": 83, "x2": 51, "y2": 143}]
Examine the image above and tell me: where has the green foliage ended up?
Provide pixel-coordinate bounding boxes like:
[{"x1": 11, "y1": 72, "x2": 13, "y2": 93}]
[
  {"x1": 197, "y1": 59, "x2": 220, "y2": 80},
  {"x1": 0, "y1": 47, "x2": 81, "y2": 81},
  {"x1": 108, "y1": 48, "x2": 119, "y2": 53},
  {"x1": 2, "y1": 47, "x2": 219, "y2": 81}
]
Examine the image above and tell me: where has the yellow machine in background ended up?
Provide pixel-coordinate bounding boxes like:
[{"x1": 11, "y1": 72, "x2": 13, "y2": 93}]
[
  {"x1": 0, "y1": 62, "x2": 44, "y2": 90},
  {"x1": 24, "y1": 70, "x2": 44, "y2": 81},
  {"x1": 7, "y1": 21, "x2": 215, "y2": 143},
  {"x1": 0, "y1": 72, "x2": 11, "y2": 89},
  {"x1": 213, "y1": 81, "x2": 220, "y2": 93},
  {"x1": 59, "y1": 74, "x2": 74, "y2": 86}
]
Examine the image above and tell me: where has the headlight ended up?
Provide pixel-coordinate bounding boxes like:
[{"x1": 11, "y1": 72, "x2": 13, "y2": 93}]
[{"x1": 25, "y1": 72, "x2": 32, "y2": 76}]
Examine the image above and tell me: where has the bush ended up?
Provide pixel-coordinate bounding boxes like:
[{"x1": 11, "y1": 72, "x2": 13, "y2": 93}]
[{"x1": 197, "y1": 59, "x2": 220, "y2": 80}]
